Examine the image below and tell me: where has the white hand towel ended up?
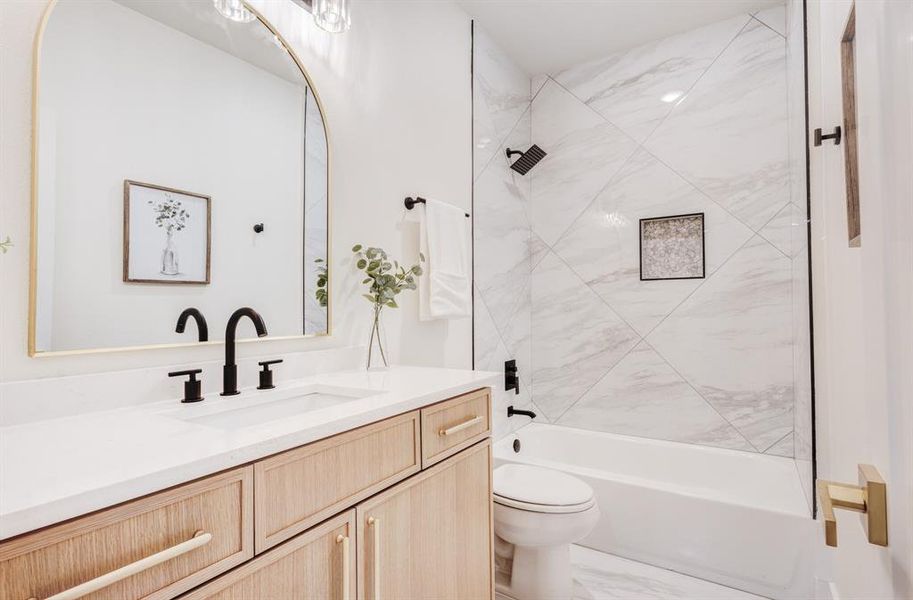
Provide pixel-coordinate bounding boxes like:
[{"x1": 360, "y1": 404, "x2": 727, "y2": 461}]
[{"x1": 418, "y1": 199, "x2": 471, "y2": 320}]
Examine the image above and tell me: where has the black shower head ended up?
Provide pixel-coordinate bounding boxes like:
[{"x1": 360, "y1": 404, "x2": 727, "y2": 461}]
[{"x1": 506, "y1": 145, "x2": 547, "y2": 175}]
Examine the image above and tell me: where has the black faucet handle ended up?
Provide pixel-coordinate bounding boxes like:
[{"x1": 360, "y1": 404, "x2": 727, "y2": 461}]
[
  {"x1": 257, "y1": 359, "x2": 283, "y2": 390},
  {"x1": 168, "y1": 369, "x2": 203, "y2": 403}
]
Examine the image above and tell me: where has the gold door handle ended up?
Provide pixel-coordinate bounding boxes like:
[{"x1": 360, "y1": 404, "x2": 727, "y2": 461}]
[
  {"x1": 816, "y1": 464, "x2": 887, "y2": 547},
  {"x1": 336, "y1": 534, "x2": 350, "y2": 600},
  {"x1": 439, "y1": 415, "x2": 483, "y2": 436},
  {"x1": 368, "y1": 516, "x2": 381, "y2": 600}
]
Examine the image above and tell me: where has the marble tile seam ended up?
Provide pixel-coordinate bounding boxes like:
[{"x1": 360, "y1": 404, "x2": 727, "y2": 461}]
[
  {"x1": 642, "y1": 337, "x2": 760, "y2": 453},
  {"x1": 474, "y1": 101, "x2": 533, "y2": 185}
]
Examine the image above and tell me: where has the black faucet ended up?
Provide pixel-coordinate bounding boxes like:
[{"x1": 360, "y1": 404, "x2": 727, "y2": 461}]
[
  {"x1": 508, "y1": 406, "x2": 536, "y2": 420},
  {"x1": 221, "y1": 307, "x2": 268, "y2": 396},
  {"x1": 176, "y1": 307, "x2": 208, "y2": 342}
]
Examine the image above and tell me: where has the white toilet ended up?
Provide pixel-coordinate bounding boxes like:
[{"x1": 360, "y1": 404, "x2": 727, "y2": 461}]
[{"x1": 493, "y1": 464, "x2": 600, "y2": 600}]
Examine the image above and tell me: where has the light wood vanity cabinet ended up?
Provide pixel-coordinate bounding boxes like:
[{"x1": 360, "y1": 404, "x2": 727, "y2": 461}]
[
  {"x1": 2, "y1": 388, "x2": 493, "y2": 600},
  {"x1": 254, "y1": 410, "x2": 421, "y2": 553},
  {"x1": 357, "y1": 441, "x2": 493, "y2": 600},
  {"x1": 179, "y1": 510, "x2": 356, "y2": 600},
  {"x1": 0, "y1": 467, "x2": 254, "y2": 600},
  {"x1": 421, "y1": 388, "x2": 491, "y2": 467}
]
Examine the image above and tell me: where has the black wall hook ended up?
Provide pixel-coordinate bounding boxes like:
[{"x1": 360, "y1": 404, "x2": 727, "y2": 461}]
[{"x1": 814, "y1": 126, "x2": 842, "y2": 147}]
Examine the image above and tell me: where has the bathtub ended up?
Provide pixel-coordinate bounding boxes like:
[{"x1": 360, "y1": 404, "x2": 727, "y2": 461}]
[{"x1": 494, "y1": 424, "x2": 816, "y2": 600}]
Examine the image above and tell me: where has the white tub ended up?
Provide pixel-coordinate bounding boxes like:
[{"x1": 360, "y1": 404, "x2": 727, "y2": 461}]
[{"x1": 494, "y1": 424, "x2": 816, "y2": 600}]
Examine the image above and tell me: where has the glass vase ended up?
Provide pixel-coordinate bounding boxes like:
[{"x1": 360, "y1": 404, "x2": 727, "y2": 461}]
[
  {"x1": 161, "y1": 230, "x2": 179, "y2": 276},
  {"x1": 366, "y1": 306, "x2": 388, "y2": 370}
]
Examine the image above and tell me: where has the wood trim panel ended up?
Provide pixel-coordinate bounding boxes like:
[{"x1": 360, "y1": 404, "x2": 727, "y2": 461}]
[
  {"x1": 841, "y1": 4, "x2": 861, "y2": 247},
  {"x1": 178, "y1": 510, "x2": 355, "y2": 600},
  {"x1": 356, "y1": 440, "x2": 494, "y2": 600},
  {"x1": 254, "y1": 411, "x2": 421, "y2": 553},
  {"x1": 420, "y1": 388, "x2": 491, "y2": 468},
  {"x1": 0, "y1": 466, "x2": 254, "y2": 600}
]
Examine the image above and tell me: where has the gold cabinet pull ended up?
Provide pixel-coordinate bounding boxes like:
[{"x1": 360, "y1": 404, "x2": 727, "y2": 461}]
[
  {"x1": 38, "y1": 530, "x2": 211, "y2": 600},
  {"x1": 439, "y1": 415, "x2": 483, "y2": 436},
  {"x1": 816, "y1": 464, "x2": 887, "y2": 547},
  {"x1": 336, "y1": 534, "x2": 350, "y2": 600},
  {"x1": 368, "y1": 516, "x2": 381, "y2": 600}
]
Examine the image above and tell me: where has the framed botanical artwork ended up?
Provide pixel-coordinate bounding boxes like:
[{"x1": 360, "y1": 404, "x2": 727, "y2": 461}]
[
  {"x1": 123, "y1": 180, "x2": 211, "y2": 284},
  {"x1": 639, "y1": 213, "x2": 705, "y2": 281}
]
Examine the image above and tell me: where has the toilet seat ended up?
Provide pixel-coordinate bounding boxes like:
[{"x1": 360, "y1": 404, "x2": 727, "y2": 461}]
[{"x1": 493, "y1": 464, "x2": 595, "y2": 514}]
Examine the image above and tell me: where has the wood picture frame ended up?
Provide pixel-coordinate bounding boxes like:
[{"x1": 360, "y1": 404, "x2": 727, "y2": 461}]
[{"x1": 123, "y1": 180, "x2": 211, "y2": 284}]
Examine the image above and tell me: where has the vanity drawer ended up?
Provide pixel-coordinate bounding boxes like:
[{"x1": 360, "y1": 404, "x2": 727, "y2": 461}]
[
  {"x1": 0, "y1": 466, "x2": 253, "y2": 600},
  {"x1": 254, "y1": 410, "x2": 421, "y2": 553},
  {"x1": 420, "y1": 388, "x2": 491, "y2": 468}
]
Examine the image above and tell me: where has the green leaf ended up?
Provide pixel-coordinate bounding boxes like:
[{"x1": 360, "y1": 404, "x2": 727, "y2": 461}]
[
  {"x1": 362, "y1": 294, "x2": 376, "y2": 303},
  {"x1": 419, "y1": 252, "x2": 425, "y2": 262},
  {"x1": 386, "y1": 300, "x2": 398, "y2": 308},
  {"x1": 352, "y1": 244, "x2": 362, "y2": 252},
  {"x1": 314, "y1": 257, "x2": 324, "y2": 263}
]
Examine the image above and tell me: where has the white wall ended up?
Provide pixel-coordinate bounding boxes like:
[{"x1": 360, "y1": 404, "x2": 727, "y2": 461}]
[
  {"x1": 0, "y1": 1, "x2": 472, "y2": 391},
  {"x1": 807, "y1": 0, "x2": 913, "y2": 596},
  {"x1": 37, "y1": 0, "x2": 306, "y2": 351}
]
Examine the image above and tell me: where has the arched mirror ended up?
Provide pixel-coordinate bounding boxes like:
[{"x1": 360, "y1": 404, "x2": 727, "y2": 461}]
[{"x1": 30, "y1": 0, "x2": 330, "y2": 355}]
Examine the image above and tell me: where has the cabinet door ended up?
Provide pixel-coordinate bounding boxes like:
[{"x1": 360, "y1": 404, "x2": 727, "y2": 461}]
[
  {"x1": 356, "y1": 441, "x2": 492, "y2": 600},
  {"x1": 179, "y1": 510, "x2": 355, "y2": 600}
]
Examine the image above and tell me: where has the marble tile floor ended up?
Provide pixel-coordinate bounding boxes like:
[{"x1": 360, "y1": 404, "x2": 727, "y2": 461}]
[{"x1": 570, "y1": 545, "x2": 766, "y2": 600}]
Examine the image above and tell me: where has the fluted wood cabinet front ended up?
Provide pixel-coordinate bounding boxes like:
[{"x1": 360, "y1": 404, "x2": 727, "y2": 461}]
[
  {"x1": 179, "y1": 510, "x2": 355, "y2": 600},
  {"x1": 0, "y1": 467, "x2": 253, "y2": 600},
  {"x1": 356, "y1": 440, "x2": 493, "y2": 600}
]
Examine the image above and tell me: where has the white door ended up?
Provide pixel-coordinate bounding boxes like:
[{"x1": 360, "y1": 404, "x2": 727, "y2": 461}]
[{"x1": 806, "y1": 0, "x2": 912, "y2": 598}]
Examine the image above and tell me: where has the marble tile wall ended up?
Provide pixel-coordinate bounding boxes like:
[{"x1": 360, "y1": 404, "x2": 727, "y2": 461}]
[
  {"x1": 472, "y1": 25, "x2": 538, "y2": 440},
  {"x1": 528, "y1": 4, "x2": 804, "y2": 457}
]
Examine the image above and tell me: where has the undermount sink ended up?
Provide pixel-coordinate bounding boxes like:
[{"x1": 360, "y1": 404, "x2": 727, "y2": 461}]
[{"x1": 165, "y1": 384, "x2": 381, "y2": 430}]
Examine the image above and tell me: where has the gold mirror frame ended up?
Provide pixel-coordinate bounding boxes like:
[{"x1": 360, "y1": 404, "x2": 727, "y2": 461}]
[{"x1": 28, "y1": 0, "x2": 332, "y2": 357}]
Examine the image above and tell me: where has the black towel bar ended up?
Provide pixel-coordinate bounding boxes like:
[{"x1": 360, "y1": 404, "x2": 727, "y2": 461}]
[{"x1": 404, "y1": 197, "x2": 470, "y2": 218}]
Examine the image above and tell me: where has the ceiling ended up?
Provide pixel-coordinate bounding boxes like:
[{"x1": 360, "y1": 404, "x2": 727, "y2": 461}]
[
  {"x1": 457, "y1": 0, "x2": 782, "y2": 75},
  {"x1": 115, "y1": 0, "x2": 306, "y2": 84}
]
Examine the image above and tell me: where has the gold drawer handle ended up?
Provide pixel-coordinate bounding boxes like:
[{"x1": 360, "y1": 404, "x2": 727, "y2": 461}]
[
  {"x1": 336, "y1": 533, "x2": 350, "y2": 600},
  {"x1": 33, "y1": 530, "x2": 211, "y2": 600},
  {"x1": 439, "y1": 415, "x2": 483, "y2": 436},
  {"x1": 368, "y1": 516, "x2": 381, "y2": 600}
]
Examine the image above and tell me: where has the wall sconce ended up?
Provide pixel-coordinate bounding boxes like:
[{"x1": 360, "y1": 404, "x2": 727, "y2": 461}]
[{"x1": 313, "y1": 0, "x2": 351, "y2": 33}]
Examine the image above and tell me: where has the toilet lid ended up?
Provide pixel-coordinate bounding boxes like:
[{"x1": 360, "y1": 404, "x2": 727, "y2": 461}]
[{"x1": 493, "y1": 464, "x2": 595, "y2": 513}]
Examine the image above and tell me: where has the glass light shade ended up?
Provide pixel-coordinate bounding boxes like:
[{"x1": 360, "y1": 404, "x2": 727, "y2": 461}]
[
  {"x1": 213, "y1": 0, "x2": 256, "y2": 23},
  {"x1": 313, "y1": 0, "x2": 351, "y2": 33}
]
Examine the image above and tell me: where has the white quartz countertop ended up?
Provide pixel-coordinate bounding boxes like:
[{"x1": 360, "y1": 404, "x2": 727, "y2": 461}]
[{"x1": 0, "y1": 366, "x2": 499, "y2": 540}]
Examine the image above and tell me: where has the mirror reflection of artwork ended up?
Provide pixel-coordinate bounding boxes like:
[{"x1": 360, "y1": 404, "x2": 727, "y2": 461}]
[{"x1": 124, "y1": 181, "x2": 211, "y2": 284}]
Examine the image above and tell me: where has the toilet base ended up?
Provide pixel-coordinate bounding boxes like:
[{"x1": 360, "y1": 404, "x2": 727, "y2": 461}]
[{"x1": 496, "y1": 543, "x2": 574, "y2": 600}]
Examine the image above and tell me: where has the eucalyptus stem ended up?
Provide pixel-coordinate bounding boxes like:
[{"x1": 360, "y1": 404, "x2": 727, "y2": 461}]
[{"x1": 374, "y1": 306, "x2": 388, "y2": 366}]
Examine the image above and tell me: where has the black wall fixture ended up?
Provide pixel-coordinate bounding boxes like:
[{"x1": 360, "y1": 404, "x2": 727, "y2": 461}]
[
  {"x1": 507, "y1": 405, "x2": 536, "y2": 419},
  {"x1": 253, "y1": 223, "x2": 265, "y2": 233},
  {"x1": 505, "y1": 359, "x2": 519, "y2": 394},
  {"x1": 506, "y1": 145, "x2": 547, "y2": 175},
  {"x1": 814, "y1": 126, "x2": 842, "y2": 146}
]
